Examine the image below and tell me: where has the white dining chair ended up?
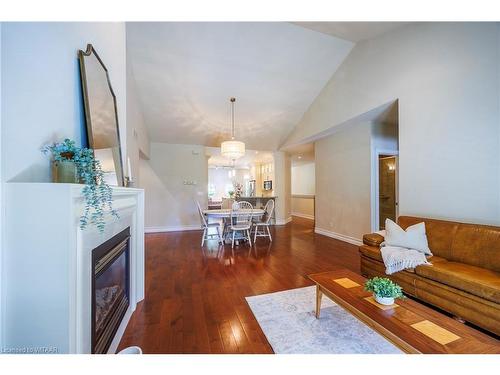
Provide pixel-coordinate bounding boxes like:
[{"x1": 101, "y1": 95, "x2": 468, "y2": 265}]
[
  {"x1": 253, "y1": 199, "x2": 274, "y2": 243},
  {"x1": 230, "y1": 201, "x2": 253, "y2": 249},
  {"x1": 197, "y1": 201, "x2": 222, "y2": 246}
]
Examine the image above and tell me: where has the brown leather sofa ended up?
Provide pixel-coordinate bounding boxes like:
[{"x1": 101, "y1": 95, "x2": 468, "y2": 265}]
[{"x1": 359, "y1": 216, "x2": 500, "y2": 336}]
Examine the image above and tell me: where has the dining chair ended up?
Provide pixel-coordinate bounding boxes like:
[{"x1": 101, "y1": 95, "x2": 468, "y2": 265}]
[
  {"x1": 253, "y1": 199, "x2": 274, "y2": 243},
  {"x1": 196, "y1": 201, "x2": 222, "y2": 246},
  {"x1": 229, "y1": 201, "x2": 253, "y2": 249}
]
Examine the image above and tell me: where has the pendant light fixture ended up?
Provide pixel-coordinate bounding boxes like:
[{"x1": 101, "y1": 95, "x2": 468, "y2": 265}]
[{"x1": 221, "y1": 97, "x2": 245, "y2": 160}]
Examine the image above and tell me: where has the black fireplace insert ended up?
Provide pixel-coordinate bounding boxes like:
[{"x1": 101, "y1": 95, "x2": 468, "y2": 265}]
[{"x1": 91, "y1": 227, "x2": 130, "y2": 354}]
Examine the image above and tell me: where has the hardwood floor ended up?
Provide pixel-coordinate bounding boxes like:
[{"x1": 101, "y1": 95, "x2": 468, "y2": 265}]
[{"x1": 117, "y1": 217, "x2": 360, "y2": 353}]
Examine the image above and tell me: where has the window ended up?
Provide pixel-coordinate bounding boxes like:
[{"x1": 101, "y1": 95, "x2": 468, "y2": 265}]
[
  {"x1": 225, "y1": 183, "x2": 234, "y2": 195},
  {"x1": 208, "y1": 183, "x2": 215, "y2": 197}
]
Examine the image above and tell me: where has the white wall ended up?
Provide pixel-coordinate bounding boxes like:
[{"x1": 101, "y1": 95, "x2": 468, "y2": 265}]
[
  {"x1": 285, "y1": 23, "x2": 500, "y2": 225},
  {"x1": 315, "y1": 121, "x2": 372, "y2": 242},
  {"x1": 291, "y1": 162, "x2": 315, "y2": 220},
  {"x1": 2, "y1": 23, "x2": 127, "y2": 183},
  {"x1": 0, "y1": 22, "x2": 3, "y2": 348},
  {"x1": 141, "y1": 143, "x2": 208, "y2": 231},
  {"x1": 291, "y1": 162, "x2": 315, "y2": 195},
  {"x1": 371, "y1": 122, "x2": 398, "y2": 154},
  {"x1": 126, "y1": 60, "x2": 150, "y2": 187},
  {"x1": 1, "y1": 21, "x2": 126, "y2": 349}
]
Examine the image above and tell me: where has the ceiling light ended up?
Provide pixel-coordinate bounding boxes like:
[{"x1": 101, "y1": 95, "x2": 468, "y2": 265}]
[
  {"x1": 298, "y1": 156, "x2": 302, "y2": 159},
  {"x1": 221, "y1": 97, "x2": 245, "y2": 160}
]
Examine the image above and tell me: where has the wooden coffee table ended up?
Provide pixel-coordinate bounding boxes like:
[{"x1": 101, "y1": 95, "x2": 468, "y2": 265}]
[{"x1": 308, "y1": 269, "x2": 500, "y2": 354}]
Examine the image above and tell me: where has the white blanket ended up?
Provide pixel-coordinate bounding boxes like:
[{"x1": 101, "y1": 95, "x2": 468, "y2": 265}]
[{"x1": 380, "y1": 245, "x2": 431, "y2": 275}]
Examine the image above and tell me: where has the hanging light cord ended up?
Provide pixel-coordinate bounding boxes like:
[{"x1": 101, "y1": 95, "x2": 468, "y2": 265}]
[{"x1": 230, "y1": 97, "x2": 236, "y2": 140}]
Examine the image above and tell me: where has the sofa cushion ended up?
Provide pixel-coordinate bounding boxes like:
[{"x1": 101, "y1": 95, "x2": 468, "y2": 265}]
[
  {"x1": 450, "y1": 224, "x2": 500, "y2": 272},
  {"x1": 415, "y1": 261, "x2": 500, "y2": 304},
  {"x1": 385, "y1": 219, "x2": 432, "y2": 255},
  {"x1": 398, "y1": 216, "x2": 459, "y2": 259}
]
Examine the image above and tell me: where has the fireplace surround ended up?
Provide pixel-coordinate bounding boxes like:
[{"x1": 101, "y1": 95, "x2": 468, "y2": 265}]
[{"x1": 3, "y1": 183, "x2": 144, "y2": 353}]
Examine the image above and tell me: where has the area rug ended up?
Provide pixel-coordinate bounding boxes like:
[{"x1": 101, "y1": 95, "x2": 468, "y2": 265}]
[{"x1": 245, "y1": 286, "x2": 403, "y2": 354}]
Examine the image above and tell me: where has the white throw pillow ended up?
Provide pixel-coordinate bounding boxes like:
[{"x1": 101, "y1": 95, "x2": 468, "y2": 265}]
[{"x1": 384, "y1": 219, "x2": 432, "y2": 255}]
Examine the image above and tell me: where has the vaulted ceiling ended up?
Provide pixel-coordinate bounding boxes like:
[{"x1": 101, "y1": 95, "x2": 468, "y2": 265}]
[
  {"x1": 127, "y1": 22, "x2": 411, "y2": 151},
  {"x1": 126, "y1": 22, "x2": 354, "y2": 151},
  {"x1": 292, "y1": 22, "x2": 411, "y2": 42}
]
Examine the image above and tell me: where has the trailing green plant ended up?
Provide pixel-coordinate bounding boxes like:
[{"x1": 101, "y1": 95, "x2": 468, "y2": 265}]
[
  {"x1": 42, "y1": 138, "x2": 118, "y2": 232},
  {"x1": 364, "y1": 277, "x2": 405, "y2": 299}
]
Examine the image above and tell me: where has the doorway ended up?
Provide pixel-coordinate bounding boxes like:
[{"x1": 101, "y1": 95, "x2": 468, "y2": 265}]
[{"x1": 378, "y1": 155, "x2": 398, "y2": 229}]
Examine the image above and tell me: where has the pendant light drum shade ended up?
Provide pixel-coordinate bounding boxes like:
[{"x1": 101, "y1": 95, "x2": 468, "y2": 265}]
[
  {"x1": 220, "y1": 97, "x2": 245, "y2": 160},
  {"x1": 221, "y1": 140, "x2": 245, "y2": 160}
]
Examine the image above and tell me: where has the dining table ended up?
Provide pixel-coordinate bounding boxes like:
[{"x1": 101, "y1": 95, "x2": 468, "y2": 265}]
[
  {"x1": 202, "y1": 208, "x2": 265, "y2": 218},
  {"x1": 203, "y1": 208, "x2": 265, "y2": 244}
]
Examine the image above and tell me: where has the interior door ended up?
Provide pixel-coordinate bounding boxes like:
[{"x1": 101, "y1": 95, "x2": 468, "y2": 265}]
[{"x1": 379, "y1": 156, "x2": 397, "y2": 229}]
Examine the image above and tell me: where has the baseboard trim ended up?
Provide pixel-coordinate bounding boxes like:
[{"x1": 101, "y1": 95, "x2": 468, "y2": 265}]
[
  {"x1": 314, "y1": 227, "x2": 363, "y2": 246},
  {"x1": 145, "y1": 225, "x2": 202, "y2": 233},
  {"x1": 275, "y1": 216, "x2": 292, "y2": 226},
  {"x1": 291, "y1": 212, "x2": 315, "y2": 220}
]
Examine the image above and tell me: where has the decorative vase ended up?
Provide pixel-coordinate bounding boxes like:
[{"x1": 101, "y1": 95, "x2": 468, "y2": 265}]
[
  {"x1": 52, "y1": 160, "x2": 79, "y2": 183},
  {"x1": 374, "y1": 294, "x2": 395, "y2": 306}
]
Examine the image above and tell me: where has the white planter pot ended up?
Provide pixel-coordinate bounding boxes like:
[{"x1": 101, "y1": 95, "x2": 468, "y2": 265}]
[
  {"x1": 374, "y1": 294, "x2": 395, "y2": 306},
  {"x1": 118, "y1": 346, "x2": 143, "y2": 354}
]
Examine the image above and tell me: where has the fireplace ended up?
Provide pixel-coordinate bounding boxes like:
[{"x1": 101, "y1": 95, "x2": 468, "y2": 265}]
[{"x1": 91, "y1": 227, "x2": 130, "y2": 354}]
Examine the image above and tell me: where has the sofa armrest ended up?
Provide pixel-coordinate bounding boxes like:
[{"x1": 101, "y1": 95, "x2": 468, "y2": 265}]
[{"x1": 362, "y1": 233, "x2": 384, "y2": 247}]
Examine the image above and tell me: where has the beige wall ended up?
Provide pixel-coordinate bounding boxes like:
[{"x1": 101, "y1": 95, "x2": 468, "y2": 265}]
[
  {"x1": 140, "y1": 143, "x2": 208, "y2": 231},
  {"x1": 315, "y1": 121, "x2": 372, "y2": 241},
  {"x1": 291, "y1": 196, "x2": 315, "y2": 220},
  {"x1": 285, "y1": 23, "x2": 500, "y2": 225},
  {"x1": 273, "y1": 151, "x2": 292, "y2": 224}
]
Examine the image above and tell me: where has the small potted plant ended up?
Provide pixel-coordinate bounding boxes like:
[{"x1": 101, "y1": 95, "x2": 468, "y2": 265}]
[
  {"x1": 364, "y1": 277, "x2": 404, "y2": 306},
  {"x1": 42, "y1": 138, "x2": 81, "y2": 183},
  {"x1": 42, "y1": 138, "x2": 118, "y2": 232}
]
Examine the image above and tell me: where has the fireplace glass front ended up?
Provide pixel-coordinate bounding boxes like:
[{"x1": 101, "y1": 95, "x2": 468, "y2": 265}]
[{"x1": 92, "y1": 227, "x2": 130, "y2": 353}]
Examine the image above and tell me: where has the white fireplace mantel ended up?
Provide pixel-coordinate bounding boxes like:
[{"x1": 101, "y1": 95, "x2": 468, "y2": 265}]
[{"x1": 2, "y1": 183, "x2": 145, "y2": 354}]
